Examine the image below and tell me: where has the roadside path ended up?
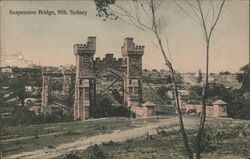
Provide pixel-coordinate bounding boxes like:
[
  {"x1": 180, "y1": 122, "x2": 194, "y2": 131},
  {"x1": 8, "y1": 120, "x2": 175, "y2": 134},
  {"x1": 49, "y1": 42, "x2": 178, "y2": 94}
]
[
  {"x1": 2, "y1": 132, "x2": 67, "y2": 143},
  {"x1": 4, "y1": 117, "x2": 198, "y2": 159}
]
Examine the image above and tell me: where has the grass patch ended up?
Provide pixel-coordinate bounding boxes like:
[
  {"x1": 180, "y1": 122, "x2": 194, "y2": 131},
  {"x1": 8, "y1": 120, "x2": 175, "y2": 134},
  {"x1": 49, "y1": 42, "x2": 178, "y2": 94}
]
[
  {"x1": 57, "y1": 120, "x2": 250, "y2": 159},
  {"x1": 1, "y1": 117, "x2": 135, "y2": 157}
]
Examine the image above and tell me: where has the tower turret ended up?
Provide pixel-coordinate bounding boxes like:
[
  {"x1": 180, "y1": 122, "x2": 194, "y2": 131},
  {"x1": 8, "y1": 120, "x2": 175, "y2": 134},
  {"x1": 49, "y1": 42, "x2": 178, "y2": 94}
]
[
  {"x1": 73, "y1": 36, "x2": 96, "y2": 120},
  {"x1": 121, "y1": 38, "x2": 144, "y2": 106}
]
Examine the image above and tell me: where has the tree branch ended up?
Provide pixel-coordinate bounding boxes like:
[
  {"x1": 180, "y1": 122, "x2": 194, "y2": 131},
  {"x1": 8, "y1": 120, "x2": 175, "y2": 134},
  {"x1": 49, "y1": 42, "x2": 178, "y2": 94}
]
[
  {"x1": 174, "y1": 0, "x2": 203, "y2": 26},
  {"x1": 208, "y1": 0, "x2": 226, "y2": 41}
]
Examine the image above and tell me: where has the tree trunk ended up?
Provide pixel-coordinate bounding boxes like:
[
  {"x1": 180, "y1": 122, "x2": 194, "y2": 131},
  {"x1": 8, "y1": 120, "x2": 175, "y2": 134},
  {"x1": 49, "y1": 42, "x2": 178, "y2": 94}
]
[
  {"x1": 150, "y1": 1, "x2": 193, "y2": 157},
  {"x1": 169, "y1": 65, "x2": 194, "y2": 159},
  {"x1": 196, "y1": 43, "x2": 209, "y2": 159}
]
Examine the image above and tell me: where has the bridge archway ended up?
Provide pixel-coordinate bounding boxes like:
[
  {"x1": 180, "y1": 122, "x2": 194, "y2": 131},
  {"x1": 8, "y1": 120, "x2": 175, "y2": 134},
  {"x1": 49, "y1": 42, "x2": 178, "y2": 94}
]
[
  {"x1": 73, "y1": 37, "x2": 145, "y2": 120},
  {"x1": 95, "y1": 68, "x2": 126, "y2": 107}
]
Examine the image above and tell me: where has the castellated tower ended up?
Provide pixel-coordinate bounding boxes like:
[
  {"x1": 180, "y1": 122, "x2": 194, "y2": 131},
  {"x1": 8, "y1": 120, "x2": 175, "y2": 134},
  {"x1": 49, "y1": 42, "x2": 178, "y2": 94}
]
[
  {"x1": 73, "y1": 36, "x2": 96, "y2": 120},
  {"x1": 121, "y1": 38, "x2": 144, "y2": 106}
]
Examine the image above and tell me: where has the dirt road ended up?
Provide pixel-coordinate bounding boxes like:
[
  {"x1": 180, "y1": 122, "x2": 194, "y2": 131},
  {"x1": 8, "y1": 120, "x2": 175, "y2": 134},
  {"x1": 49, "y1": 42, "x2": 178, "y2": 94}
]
[{"x1": 4, "y1": 117, "x2": 198, "y2": 159}]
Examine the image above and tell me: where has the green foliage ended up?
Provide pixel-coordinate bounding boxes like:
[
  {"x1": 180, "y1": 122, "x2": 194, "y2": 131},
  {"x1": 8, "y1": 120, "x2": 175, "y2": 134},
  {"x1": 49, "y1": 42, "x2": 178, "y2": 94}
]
[
  {"x1": 64, "y1": 151, "x2": 81, "y2": 159},
  {"x1": 143, "y1": 77, "x2": 172, "y2": 84},
  {"x1": 58, "y1": 122, "x2": 250, "y2": 159},
  {"x1": 175, "y1": 73, "x2": 184, "y2": 84},
  {"x1": 4, "y1": 106, "x2": 37, "y2": 126},
  {"x1": 237, "y1": 64, "x2": 250, "y2": 92},
  {"x1": 88, "y1": 144, "x2": 107, "y2": 159},
  {"x1": 156, "y1": 86, "x2": 168, "y2": 98},
  {"x1": 2, "y1": 118, "x2": 133, "y2": 156},
  {"x1": 224, "y1": 64, "x2": 250, "y2": 120},
  {"x1": 40, "y1": 111, "x2": 73, "y2": 124},
  {"x1": 156, "y1": 86, "x2": 171, "y2": 104},
  {"x1": 9, "y1": 76, "x2": 26, "y2": 89},
  {"x1": 189, "y1": 83, "x2": 232, "y2": 105},
  {"x1": 111, "y1": 89, "x2": 123, "y2": 103},
  {"x1": 51, "y1": 80, "x2": 63, "y2": 91},
  {"x1": 94, "y1": 0, "x2": 117, "y2": 21},
  {"x1": 62, "y1": 144, "x2": 108, "y2": 159},
  {"x1": 93, "y1": 94, "x2": 131, "y2": 118},
  {"x1": 9, "y1": 76, "x2": 27, "y2": 106},
  {"x1": 93, "y1": 94, "x2": 112, "y2": 118},
  {"x1": 190, "y1": 128, "x2": 215, "y2": 153},
  {"x1": 197, "y1": 69, "x2": 202, "y2": 83},
  {"x1": 227, "y1": 89, "x2": 250, "y2": 120},
  {"x1": 189, "y1": 82, "x2": 250, "y2": 119},
  {"x1": 3, "y1": 105, "x2": 73, "y2": 126}
]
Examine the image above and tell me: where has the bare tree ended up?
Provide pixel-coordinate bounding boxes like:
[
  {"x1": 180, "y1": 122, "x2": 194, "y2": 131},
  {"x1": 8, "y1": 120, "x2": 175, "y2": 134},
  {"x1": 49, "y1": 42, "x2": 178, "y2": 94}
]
[
  {"x1": 94, "y1": 0, "x2": 193, "y2": 158},
  {"x1": 94, "y1": 0, "x2": 226, "y2": 158},
  {"x1": 174, "y1": 0, "x2": 225, "y2": 158}
]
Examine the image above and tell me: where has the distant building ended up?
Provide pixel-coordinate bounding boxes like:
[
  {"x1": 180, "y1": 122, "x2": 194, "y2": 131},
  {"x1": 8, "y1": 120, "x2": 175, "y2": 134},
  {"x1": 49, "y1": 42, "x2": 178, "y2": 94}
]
[
  {"x1": 131, "y1": 101, "x2": 157, "y2": 117},
  {"x1": 167, "y1": 89, "x2": 189, "y2": 104},
  {"x1": 25, "y1": 85, "x2": 40, "y2": 93},
  {"x1": 209, "y1": 74, "x2": 241, "y2": 89},
  {"x1": 1, "y1": 66, "x2": 13, "y2": 73},
  {"x1": 212, "y1": 99, "x2": 227, "y2": 117},
  {"x1": 180, "y1": 73, "x2": 241, "y2": 89},
  {"x1": 178, "y1": 90, "x2": 189, "y2": 103},
  {"x1": 142, "y1": 101, "x2": 157, "y2": 117},
  {"x1": 181, "y1": 99, "x2": 228, "y2": 117},
  {"x1": 25, "y1": 86, "x2": 33, "y2": 92}
]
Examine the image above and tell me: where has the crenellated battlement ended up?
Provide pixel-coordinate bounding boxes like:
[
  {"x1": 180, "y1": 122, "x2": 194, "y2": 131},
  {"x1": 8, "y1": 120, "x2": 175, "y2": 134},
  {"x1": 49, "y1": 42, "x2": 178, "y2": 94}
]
[
  {"x1": 74, "y1": 36, "x2": 96, "y2": 55},
  {"x1": 121, "y1": 38, "x2": 144, "y2": 57},
  {"x1": 134, "y1": 45, "x2": 145, "y2": 52},
  {"x1": 94, "y1": 53, "x2": 125, "y2": 64},
  {"x1": 94, "y1": 53, "x2": 126, "y2": 74}
]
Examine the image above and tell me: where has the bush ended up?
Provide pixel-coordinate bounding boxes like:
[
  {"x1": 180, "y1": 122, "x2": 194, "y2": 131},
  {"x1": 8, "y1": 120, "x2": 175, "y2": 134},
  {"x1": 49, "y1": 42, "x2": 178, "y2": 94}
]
[
  {"x1": 93, "y1": 94, "x2": 132, "y2": 118},
  {"x1": 64, "y1": 151, "x2": 81, "y2": 159},
  {"x1": 88, "y1": 144, "x2": 107, "y2": 159},
  {"x1": 4, "y1": 106, "x2": 37, "y2": 126},
  {"x1": 3, "y1": 106, "x2": 73, "y2": 126},
  {"x1": 190, "y1": 128, "x2": 215, "y2": 153}
]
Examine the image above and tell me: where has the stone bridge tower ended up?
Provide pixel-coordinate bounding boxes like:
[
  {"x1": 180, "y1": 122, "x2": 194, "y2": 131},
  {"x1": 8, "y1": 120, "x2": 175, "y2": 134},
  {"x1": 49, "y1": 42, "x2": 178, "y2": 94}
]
[
  {"x1": 63, "y1": 73, "x2": 72, "y2": 96},
  {"x1": 41, "y1": 73, "x2": 51, "y2": 115},
  {"x1": 73, "y1": 37, "x2": 96, "y2": 120},
  {"x1": 121, "y1": 38, "x2": 144, "y2": 107}
]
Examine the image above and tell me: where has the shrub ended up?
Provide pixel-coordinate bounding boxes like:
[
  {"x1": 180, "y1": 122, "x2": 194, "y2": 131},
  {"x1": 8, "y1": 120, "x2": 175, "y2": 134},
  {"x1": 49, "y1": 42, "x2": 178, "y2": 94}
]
[
  {"x1": 88, "y1": 144, "x2": 107, "y2": 159},
  {"x1": 190, "y1": 128, "x2": 215, "y2": 153},
  {"x1": 64, "y1": 151, "x2": 81, "y2": 159}
]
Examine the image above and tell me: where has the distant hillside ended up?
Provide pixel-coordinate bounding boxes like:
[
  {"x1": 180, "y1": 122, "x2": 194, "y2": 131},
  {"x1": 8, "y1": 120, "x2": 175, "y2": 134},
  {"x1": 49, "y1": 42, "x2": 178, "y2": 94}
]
[{"x1": 180, "y1": 73, "x2": 241, "y2": 89}]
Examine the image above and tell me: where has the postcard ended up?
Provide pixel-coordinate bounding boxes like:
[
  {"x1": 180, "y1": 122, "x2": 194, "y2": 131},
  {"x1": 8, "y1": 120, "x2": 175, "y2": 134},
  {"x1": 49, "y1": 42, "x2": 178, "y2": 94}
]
[{"x1": 0, "y1": 0, "x2": 249, "y2": 159}]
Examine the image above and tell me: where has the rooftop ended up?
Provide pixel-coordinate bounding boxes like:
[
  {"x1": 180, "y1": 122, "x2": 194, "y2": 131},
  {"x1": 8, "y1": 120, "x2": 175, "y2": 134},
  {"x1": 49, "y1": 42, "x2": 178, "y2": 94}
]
[
  {"x1": 212, "y1": 99, "x2": 227, "y2": 105},
  {"x1": 142, "y1": 101, "x2": 156, "y2": 107}
]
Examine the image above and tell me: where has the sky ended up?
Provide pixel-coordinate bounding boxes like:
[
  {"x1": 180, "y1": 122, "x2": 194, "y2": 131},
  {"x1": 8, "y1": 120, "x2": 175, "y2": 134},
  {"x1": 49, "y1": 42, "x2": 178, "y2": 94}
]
[{"x1": 0, "y1": 0, "x2": 249, "y2": 73}]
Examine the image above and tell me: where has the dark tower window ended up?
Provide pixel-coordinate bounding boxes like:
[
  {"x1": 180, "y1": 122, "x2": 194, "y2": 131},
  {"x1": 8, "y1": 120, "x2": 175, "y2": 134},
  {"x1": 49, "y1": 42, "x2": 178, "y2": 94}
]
[
  {"x1": 129, "y1": 80, "x2": 132, "y2": 85},
  {"x1": 134, "y1": 87, "x2": 139, "y2": 94},
  {"x1": 84, "y1": 87, "x2": 89, "y2": 100},
  {"x1": 129, "y1": 87, "x2": 133, "y2": 94}
]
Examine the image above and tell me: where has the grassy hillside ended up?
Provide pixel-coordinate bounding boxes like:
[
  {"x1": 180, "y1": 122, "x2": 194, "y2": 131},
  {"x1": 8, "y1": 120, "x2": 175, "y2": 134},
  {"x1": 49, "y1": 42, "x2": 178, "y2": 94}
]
[
  {"x1": 1, "y1": 117, "x2": 134, "y2": 157},
  {"x1": 58, "y1": 118, "x2": 250, "y2": 159}
]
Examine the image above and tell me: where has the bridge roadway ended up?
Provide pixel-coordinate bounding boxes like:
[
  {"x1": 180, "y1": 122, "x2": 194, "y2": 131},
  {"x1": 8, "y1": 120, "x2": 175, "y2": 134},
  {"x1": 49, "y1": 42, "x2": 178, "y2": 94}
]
[
  {"x1": 42, "y1": 67, "x2": 124, "y2": 78},
  {"x1": 42, "y1": 70, "x2": 75, "y2": 77}
]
